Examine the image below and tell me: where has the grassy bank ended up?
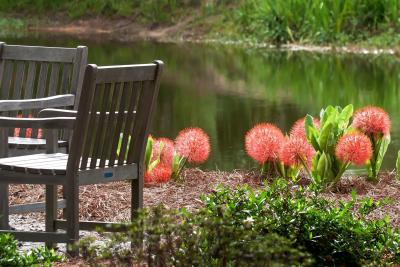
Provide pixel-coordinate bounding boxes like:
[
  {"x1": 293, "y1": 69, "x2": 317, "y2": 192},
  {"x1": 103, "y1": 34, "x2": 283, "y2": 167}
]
[{"x1": 0, "y1": 0, "x2": 399, "y2": 47}]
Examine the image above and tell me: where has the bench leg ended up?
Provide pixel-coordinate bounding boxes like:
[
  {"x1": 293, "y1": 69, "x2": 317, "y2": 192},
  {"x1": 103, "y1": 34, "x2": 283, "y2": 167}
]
[
  {"x1": 65, "y1": 182, "x2": 79, "y2": 257},
  {"x1": 131, "y1": 168, "x2": 144, "y2": 249},
  {"x1": 0, "y1": 183, "x2": 9, "y2": 230},
  {"x1": 45, "y1": 185, "x2": 57, "y2": 249}
]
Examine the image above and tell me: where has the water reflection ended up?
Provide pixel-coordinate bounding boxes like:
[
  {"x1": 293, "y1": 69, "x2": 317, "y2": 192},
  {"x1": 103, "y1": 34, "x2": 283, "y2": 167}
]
[{"x1": 2, "y1": 35, "x2": 400, "y2": 170}]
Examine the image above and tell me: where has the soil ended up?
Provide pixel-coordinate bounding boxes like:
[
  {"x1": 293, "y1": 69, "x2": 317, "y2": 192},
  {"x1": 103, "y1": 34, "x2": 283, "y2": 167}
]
[{"x1": 18, "y1": 16, "x2": 400, "y2": 55}]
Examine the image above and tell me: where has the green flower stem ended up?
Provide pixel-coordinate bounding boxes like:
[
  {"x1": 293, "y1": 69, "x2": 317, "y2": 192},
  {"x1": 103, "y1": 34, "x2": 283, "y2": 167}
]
[
  {"x1": 333, "y1": 162, "x2": 350, "y2": 186},
  {"x1": 299, "y1": 156, "x2": 313, "y2": 180},
  {"x1": 174, "y1": 157, "x2": 188, "y2": 181}
]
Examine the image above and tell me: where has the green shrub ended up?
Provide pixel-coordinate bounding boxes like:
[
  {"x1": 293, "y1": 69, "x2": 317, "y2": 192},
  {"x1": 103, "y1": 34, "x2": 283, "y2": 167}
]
[
  {"x1": 78, "y1": 206, "x2": 312, "y2": 266},
  {"x1": 79, "y1": 179, "x2": 400, "y2": 266},
  {"x1": 232, "y1": 0, "x2": 400, "y2": 44},
  {"x1": 0, "y1": 233, "x2": 62, "y2": 267},
  {"x1": 202, "y1": 180, "x2": 400, "y2": 266},
  {"x1": 306, "y1": 104, "x2": 353, "y2": 187}
]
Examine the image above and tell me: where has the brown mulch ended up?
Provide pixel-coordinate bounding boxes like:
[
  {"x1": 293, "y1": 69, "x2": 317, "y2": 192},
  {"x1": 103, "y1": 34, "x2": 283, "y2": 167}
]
[
  {"x1": 9, "y1": 169, "x2": 400, "y2": 227},
  {"x1": 9, "y1": 169, "x2": 261, "y2": 222}
]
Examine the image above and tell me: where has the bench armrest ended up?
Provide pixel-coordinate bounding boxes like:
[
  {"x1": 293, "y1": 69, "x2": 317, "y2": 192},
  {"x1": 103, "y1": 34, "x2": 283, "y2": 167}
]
[
  {"x1": 39, "y1": 108, "x2": 77, "y2": 118},
  {"x1": 0, "y1": 94, "x2": 75, "y2": 112},
  {"x1": 0, "y1": 117, "x2": 75, "y2": 130}
]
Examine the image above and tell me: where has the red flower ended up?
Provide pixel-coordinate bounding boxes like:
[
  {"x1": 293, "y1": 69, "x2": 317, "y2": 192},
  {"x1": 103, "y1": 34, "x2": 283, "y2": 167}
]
[
  {"x1": 144, "y1": 164, "x2": 172, "y2": 184},
  {"x1": 14, "y1": 114, "x2": 35, "y2": 138},
  {"x1": 245, "y1": 123, "x2": 285, "y2": 164},
  {"x1": 280, "y1": 137, "x2": 315, "y2": 167},
  {"x1": 290, "y1": 117, "x2": 320, "y2": 140},
  {"x1": 175, "y1": 128, "x2": 211, "y2": 164},
  {"x1": 352, "y1": 106, "x2": 391, "y2": 136},
  {"x1": 152, "y1": 137, "x2": 174, "y2": 167},
  {"x1": 335, "y1": 132, "x2": 372, "y2": 165}
]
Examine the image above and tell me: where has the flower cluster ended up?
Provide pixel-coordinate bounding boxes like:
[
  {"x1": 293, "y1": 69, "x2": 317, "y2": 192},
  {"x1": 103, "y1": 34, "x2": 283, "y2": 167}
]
[
  {"x1": 175, "y1": 128, "x2": 211, "y2": 164},
  {"x1": 280, "y1": 137, "x2": 315, "y2": 168},
  {"x1": 245, "y1": 121, "x2": 316, "y2": 178},
  {"x1": 352, "y1": 106, "x2": 391, "y2": 137},
  {"x1": 145, "y1": 127, "x2": 211, "y2": 185},
  {"x1": 335, "y1": 132, "x2": 372, "y2": 166},
  {"x1": 245, "y1": 123, "x2": 285, "y2": 164},
  {"x1": 290, "y1": 117, "x2": 320, "y2": 140},
  {"x1": 245, "y1": 105, "x2": 389, "y2": 185}
]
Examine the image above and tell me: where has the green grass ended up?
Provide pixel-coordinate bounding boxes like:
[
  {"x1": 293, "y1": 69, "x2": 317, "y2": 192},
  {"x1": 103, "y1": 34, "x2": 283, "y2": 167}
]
[
  {"x1": 0, "y1": 0, "x2": 399, "y2": 46},
  {"x1": 228, "y1": 0, "x2": 400, "y2": 44}
]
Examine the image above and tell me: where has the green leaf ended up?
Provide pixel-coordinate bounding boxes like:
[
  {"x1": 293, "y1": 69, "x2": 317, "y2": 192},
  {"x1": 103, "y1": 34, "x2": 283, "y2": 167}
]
[
  {"x1": 316, "y1": 152, "x2": 328, "y2": 178},
  {"x1": 320, "y1": 105, "x2": 335, "y2": 127},
  {"x1": 145, "y1": 136, "x2": 153, "y2": 171},
  {"x1": 318, "y1": 122, "x2": 333, "y2": 151},
  {"x1": 376, "y1": 135, "x2": 390, "y2": 175},
  {"x1": 369, "y1": 135, "x2": 390, "y2": 180},
  {"x1": 337, "y1": 104, "x2": 353, "y2": 131}
]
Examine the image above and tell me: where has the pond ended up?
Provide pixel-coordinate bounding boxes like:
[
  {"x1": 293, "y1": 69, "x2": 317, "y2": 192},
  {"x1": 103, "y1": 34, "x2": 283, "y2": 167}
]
[{"x1": 2, "y1": 35, "x2": 400, "y2": 171}]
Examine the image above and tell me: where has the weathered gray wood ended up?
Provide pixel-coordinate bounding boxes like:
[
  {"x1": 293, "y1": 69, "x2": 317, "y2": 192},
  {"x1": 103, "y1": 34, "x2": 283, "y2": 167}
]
[
  {"x1": 9, "y1": 199, "x2": 66, "y2": 214},
  {"x1": 2, "y1": 45, "x2": 77, "y2": 63},
  {"x1": 24, "y1": 61, "x2": 36, "y2": 100},
  {"x1": 80, "y1": 82, "x2": 100, "y2": 170},
  {"x1": 0, "y1": 116, "x2": 75, "y2": 130},
  {"x1": 0, "y1": 94, "x2": 75, "y2": 112},
  {"x1": 71, "y1": 46, "x2": 88, "y2": 107},
  {"x1": 117, "y1": 82, "x2": 140, "y2": 165},
  {"x1": 36, "y1": 62, "x2": 49, "y2": 99},
  {"x1": 12, "y1": 61, "x2": 25, "y2": 100},
  {"x1": 1, "y1": 60, "x2": 14, "y2": 100},
  {"x1": 0, "y1": 42, "x2": 6, "y2": 92},
  {"x1": 0, "y1": 184, "x2": 9, "y2": 229},
  {"x1": 0, "y1": 169, "x2": 66, "y2": 185},
  {"x1": 19, "y1": 61, "x2": 37, "y2": 136},
  {"x1": 95, "y1": 64, "x2": 157, "y2": 83},
  {"x1": 39, "y1": 108, "x2": 77, "y2": 118},
  {"x1": 60, "y1": 64, "x2": 72, "y2": 94},
  {"x1": 45, "y1": 184, "x2": 57, "y2": 248},
  {"x1": 0, "y1": 128, "x2": 8, "y2": 158},
  {"x1": 0, "y1": 61, "x2": 164, "y2": 250},
  {"x1": 101, "y1": 82, "x2": 121, "y2": 167},
  {"x1": 0, "y1": 230, "x2": 69, "y2": 243},
  {"x1": 78, "y1": 164, "x2": 137, "y2": 185},
  {"x1": 65, "y1": 64, "x2": 98, "y2": 256},
  {"x1": 90, "y1": 83, "x2": 111, "y2": 169},
  {"x1": 108, "y1": 82, "x2": 130, "y2": 166},
  {"x1": 48, "y1": 63, "x2": 60, "y2": 96},
  {"x1": 8, "y1": 137, "x2": 67, "y2": 150}
]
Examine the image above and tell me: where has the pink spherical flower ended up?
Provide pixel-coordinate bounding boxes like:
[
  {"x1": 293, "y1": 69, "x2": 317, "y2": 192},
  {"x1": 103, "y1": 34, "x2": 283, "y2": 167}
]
[
  {"x1": 245, "y1": 123, "x2": 285, "y2": 164},
  {"x1": 280, "y1": 137, "x2": 315, "y2": 168},
  {"x1": 152, "y1": 138, "x2": 175, "y2": 167},
  {"x1": 175, "y1": 128, "x2": 211, "y2": 164},
  {"x1": 352, "y1": 106, "x2": 391, "y2": 136},
  {"x1": 335, "y1": 132, "x2": 372, "y2": 166},
  {"x1": 145, "y1": 164, "x2": 172, "y2": 184},
  {"x1": 290, "y1": 117, "x2": 320, "y2": 140}
]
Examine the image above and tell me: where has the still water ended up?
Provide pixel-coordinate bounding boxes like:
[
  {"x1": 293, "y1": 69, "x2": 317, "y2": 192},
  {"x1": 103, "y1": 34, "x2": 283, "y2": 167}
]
[{"x1": 3, "y1": 35, "x2": 400, "y2": 170}]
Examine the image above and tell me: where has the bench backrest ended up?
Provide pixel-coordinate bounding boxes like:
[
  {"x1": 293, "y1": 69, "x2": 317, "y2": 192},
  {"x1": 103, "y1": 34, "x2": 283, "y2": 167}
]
[
  {"x1": 67, "y1": 61, "x2": 163, "y2": 174},
  {"x1": 0, "y1": 43, "x2": 87, "y2": 138}
]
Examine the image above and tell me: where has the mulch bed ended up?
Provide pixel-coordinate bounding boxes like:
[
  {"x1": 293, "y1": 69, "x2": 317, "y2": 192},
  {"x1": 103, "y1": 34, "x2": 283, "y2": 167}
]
[{"x1": 9, "y1": 169, "x2": 400, "y2": 227}]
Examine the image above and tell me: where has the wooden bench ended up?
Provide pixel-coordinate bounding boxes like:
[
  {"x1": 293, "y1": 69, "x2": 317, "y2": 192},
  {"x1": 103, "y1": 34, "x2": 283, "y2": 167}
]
[
  {"x1": 0, "y1": 43, "x2": 88, "y2": 216},
  {"x1": 0, "y1": 61, "x2": 163, "y2": 255},
  {"x1": 0, "y1": 43, "x2": 87, "y2": 155}
]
